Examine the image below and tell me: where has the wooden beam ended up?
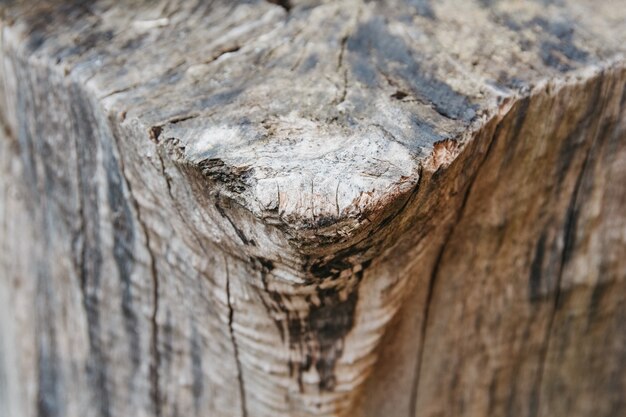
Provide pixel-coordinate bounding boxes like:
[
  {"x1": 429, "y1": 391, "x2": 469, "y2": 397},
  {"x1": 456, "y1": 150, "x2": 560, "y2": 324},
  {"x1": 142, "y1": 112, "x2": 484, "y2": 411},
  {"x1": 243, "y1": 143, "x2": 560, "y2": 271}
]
[{"x1": 1, "y1": 1, "x2": 625, "y2": 416}]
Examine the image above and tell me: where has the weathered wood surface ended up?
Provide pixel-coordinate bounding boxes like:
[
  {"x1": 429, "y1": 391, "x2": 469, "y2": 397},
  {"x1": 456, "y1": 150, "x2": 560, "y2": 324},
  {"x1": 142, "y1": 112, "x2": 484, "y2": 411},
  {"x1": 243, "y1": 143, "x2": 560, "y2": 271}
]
[{"x1": 0, "y1": 1, "x2": 625, "y2": 416}]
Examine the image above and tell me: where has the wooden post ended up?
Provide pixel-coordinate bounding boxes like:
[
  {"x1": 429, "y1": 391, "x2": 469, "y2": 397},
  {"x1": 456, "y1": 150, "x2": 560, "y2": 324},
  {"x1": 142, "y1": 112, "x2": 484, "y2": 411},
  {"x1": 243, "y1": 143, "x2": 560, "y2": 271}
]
[{"x1": 1, "y1": 1, "x2": 625, "y2": 416}]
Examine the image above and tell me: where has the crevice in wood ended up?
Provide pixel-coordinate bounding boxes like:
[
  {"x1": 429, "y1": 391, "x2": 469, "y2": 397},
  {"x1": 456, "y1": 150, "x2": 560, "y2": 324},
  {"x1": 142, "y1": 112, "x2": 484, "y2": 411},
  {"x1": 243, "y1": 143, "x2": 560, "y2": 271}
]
[
  {"x1": 332, "y1": 8, "x2": 362, "y2": 108},
  {"x1": 214, "y1": 198, "x2": 254, "y2": 246},
  {"x1": 148, "y1": 115, "x2": 200, "y2": 144},
  {"x1": 149, "y1": 126, "x2": 162, "y2": 143},
  {"x1": 156, "y1": 150, "x2": 174, "y2": 198},
  {"x1": 99, "y1": 84, "x2": 140, "y2": 100},
  {"x1": 266, "y1": 0, "x2": 291, "y2": 13},
  {"x1": 154, "y1": 142, "x2": 214, "y2": 283},
  {"x1": 380, "y1": 70, "x2": 461, "y2": 122},
  {"x1": 203, "y1": 45, "x2": 242, "y2": 65},
  {"x1": 148, "y1": 212, "x2": 162, "y2": 417},
  {"x1": 165, "y1": 114, "x2": 200, "y2": 126},
  {"x1": 335, "y1": 34, "x2": 349, "y2": 106},
  {"x1": 391, "y1": 90, "x2": 409, "y2": 100},
  {"x1": 225, "y1": 256, "x2": 248, "y2": 417},
  {"x1": 336, "y1": 68, "x2": 348, "y2": 106},
  {"x1": 407, "y1": 234, "x2": 444, "y2": 417}
]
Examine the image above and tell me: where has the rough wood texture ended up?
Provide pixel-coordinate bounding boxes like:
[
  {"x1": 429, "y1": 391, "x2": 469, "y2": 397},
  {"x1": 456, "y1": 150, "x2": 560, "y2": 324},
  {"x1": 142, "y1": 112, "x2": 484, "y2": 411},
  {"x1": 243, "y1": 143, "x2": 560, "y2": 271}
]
[{"x1": 1, "y1": 1, "x2": 625, "y2": 416}]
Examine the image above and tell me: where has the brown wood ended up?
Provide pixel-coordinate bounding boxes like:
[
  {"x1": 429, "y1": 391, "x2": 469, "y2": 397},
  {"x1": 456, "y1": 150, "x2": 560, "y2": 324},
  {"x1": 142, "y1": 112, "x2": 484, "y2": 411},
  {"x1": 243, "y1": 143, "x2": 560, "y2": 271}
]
[{"x1": 0, "y1": 1, "x2": 625, "y2": 416}]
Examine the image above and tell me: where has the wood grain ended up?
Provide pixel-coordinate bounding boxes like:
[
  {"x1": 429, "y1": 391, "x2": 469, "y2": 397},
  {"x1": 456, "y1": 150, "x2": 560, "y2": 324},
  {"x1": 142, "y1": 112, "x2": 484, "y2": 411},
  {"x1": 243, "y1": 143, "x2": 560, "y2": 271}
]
[{"x1": 0, "y1": 1, "x2": 625, "y2": 416}]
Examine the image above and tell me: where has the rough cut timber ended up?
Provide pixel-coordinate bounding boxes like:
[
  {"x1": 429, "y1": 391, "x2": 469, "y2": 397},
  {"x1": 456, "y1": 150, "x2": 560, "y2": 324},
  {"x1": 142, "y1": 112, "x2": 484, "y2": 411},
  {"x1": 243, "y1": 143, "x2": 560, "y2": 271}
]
[{"x1": 1, "y1": 0, "x2": 625, "y2": 416}]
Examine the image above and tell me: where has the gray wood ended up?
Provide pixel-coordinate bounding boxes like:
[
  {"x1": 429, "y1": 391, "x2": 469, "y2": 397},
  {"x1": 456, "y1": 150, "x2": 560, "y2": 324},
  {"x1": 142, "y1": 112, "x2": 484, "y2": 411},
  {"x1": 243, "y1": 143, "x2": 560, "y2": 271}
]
[{"x1": 0, "y1": 1, "x2": 625, "y2": 416}]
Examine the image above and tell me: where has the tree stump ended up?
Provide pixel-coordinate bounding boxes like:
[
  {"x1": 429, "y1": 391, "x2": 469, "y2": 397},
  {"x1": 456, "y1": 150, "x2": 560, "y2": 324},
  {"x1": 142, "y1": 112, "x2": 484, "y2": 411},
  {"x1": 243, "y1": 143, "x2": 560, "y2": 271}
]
[{"x1": 1, "y1": 1, "x2": 625, "y2": 416}]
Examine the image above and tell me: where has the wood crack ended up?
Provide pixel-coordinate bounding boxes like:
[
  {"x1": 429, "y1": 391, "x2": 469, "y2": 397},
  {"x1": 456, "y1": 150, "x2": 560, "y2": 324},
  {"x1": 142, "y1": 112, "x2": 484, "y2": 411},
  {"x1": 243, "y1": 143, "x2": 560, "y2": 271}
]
[
  {"x1": 99, "y1": 84, "x2": 141, "y2": 100},
  {"x1": 215, "y1": 199, "x2": 254, "y2": 246},
  {"x1": 203, "y1": 45, "x2": 242, "y2": 65},
  {"x1": 154, "y1": 142, "x2": 211, "y2": 253},
  {"x1": 266, "y1": 0, "x2": 291, "y2": 13},
  {"x1": 332, "y1": 6, "x2": 362, "y2": 108},
  {"x1": 334, "y1": 34, "x2": 349, "y2": 106},
  {"x1": 225, "y1": 256, "x2": 248, "y2": 417},
  {"x1": 147, "y1": 211, "x2": 162, "y2": 417}
]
